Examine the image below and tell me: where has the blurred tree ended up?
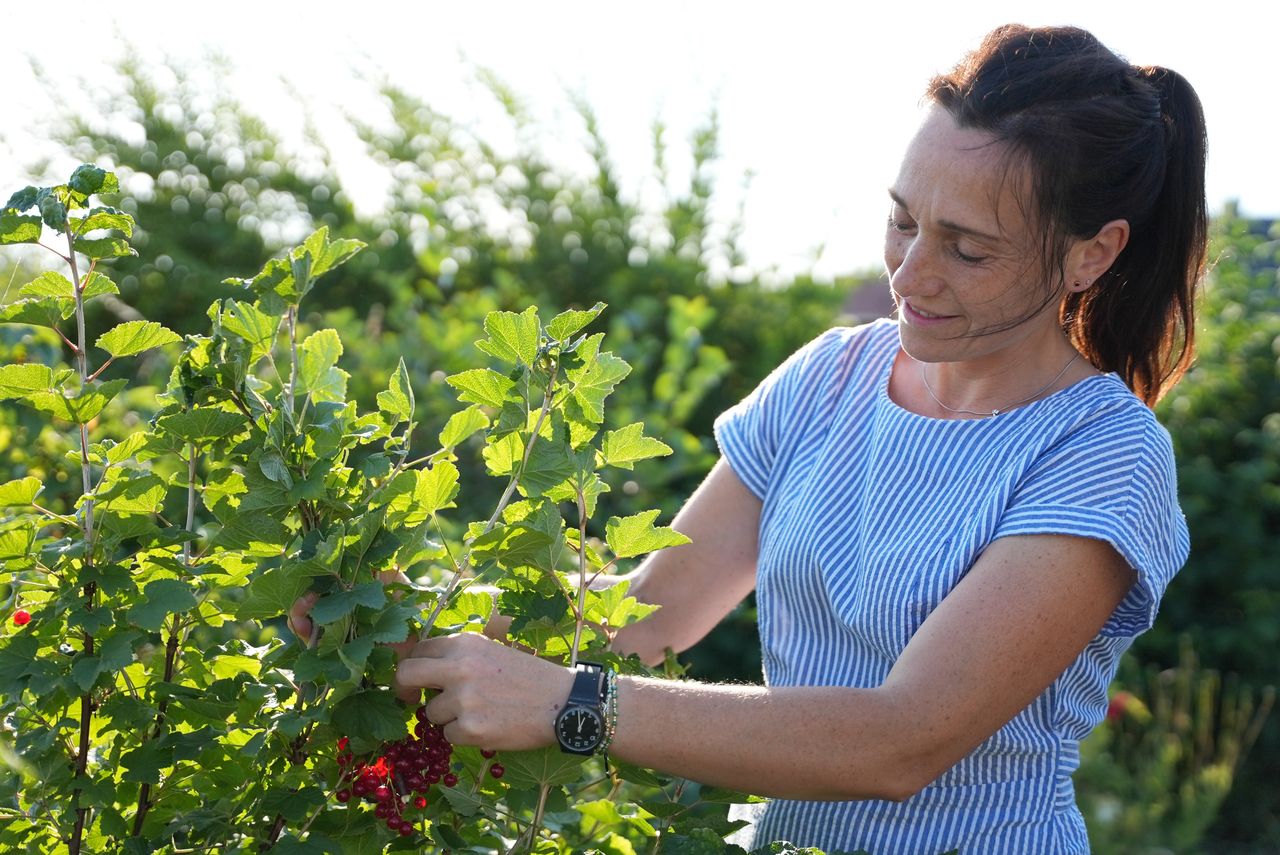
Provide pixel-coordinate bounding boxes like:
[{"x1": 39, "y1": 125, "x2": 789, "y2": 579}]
[{"x1": 1146, "y1": 209, "x2": 1280, "y2": 846}]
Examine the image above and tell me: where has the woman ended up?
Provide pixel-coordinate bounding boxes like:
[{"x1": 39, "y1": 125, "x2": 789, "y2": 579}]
[{"x1": 388, "y1": 24, "x2": 1207, "y2": 854}]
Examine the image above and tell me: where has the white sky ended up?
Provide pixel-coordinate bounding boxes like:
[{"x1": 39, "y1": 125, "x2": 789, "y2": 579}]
[{"x1": 3, "y1": 1, "x2": 1278, "y2": 281}]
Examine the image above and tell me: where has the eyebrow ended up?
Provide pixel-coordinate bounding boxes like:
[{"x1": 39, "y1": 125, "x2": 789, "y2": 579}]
[{"x1": 887, "y1": 189, "x2": 1003, "y2": 243}]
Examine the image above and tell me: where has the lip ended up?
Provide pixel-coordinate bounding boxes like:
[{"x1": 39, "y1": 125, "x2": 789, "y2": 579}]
[{"x1": 902, "y1": 301, "x2": 959, "y2": 326}]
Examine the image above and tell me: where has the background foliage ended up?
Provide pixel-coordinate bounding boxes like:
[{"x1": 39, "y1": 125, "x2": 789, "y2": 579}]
[{"x1": 3, "y1": 56, "x2": 1277, "y2": 850}]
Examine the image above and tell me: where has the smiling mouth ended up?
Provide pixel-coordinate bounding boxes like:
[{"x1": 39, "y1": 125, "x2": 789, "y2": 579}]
[{"x1": 906, "y1": 302, "x2": 955, "y2": 320}]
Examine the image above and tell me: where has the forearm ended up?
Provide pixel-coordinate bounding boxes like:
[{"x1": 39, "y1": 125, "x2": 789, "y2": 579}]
[{"x1": 608, "y1": 677, "x2": 922, "y2": 801}]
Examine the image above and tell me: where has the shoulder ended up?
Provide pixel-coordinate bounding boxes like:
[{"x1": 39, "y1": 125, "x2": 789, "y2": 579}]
[{"x1": 784, "y1": 317, "x2": 899, "y2": 381}]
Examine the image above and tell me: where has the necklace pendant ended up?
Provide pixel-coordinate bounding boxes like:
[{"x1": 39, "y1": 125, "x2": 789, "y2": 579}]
[{"x1": 990, "y1": 409, "x2": 1000, "y2": 417}]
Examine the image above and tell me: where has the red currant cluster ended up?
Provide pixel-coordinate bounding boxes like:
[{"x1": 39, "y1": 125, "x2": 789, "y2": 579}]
[{"x1": 331, "y1": 706, "x2": 505, "y2": 836}]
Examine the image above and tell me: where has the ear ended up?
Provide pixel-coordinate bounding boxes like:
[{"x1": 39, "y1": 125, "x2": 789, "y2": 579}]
[{"x1": 1065, "y1": 219, "x2": 1129, "y2": 292}]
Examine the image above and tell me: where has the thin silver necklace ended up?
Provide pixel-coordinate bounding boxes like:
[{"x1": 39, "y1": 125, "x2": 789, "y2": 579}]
[{"x1": 918, "y1": 352, "x2": 1080, "y2": 418}]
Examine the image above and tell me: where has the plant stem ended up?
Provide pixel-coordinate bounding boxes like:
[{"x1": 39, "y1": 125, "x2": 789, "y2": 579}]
[
  {"x1": 420, "y1": 362, "x2": 558, "y2": 635},
  {"x1": 286, "y1": 306, "x2": 299, "y2": 419},
  {"x1": 65, "y1": 225, "x2": 96, "y2": 855},
  {"x1": 569, "y1": 485, "x2": 589, "y2": 667}
]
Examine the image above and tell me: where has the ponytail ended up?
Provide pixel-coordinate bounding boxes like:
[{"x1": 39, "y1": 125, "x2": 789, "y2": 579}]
[
  {"x1": 929, "y1": 27, "x2": 1210, "y2": 406},
  {"x1": 1062, "y1": 66, "x2": 1208, "y2": 404}
]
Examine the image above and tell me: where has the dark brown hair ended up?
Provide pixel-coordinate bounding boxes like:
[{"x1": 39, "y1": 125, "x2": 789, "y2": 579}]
[{"x1": 927, "y1": 24, "x2": 1207, "y2": 405}]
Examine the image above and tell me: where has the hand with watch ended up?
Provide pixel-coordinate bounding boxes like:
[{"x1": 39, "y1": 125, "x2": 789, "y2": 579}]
[{"x1": 554, "y1": 661, "x2": 618, "y2": 757}]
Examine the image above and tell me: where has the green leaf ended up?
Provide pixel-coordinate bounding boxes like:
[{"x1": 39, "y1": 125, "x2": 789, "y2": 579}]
[
  {"x1": 72, "y1": 237, "x2": 136, "y2": 259},
  {"x1": 236, "y1": 564, "x2": 316, "y2": 621},
  {"x1": 567, "y1": 337, "x2": 631, "y2": 423},
  {"x1": 585, "y1": 580, "x2": 659, "y2": 629},
  {"x1": 546, "y1": 302, "x2": 606, "y2": 341},
  {"x1": 81, "y1": 272, "x2": 120, "y2": 300},
  {"x1": 224, "y1": 255, "x2": 298, "y2": 313},
  {"x1": 0, "y1": 526, "x2": 37, "y2": 569},
  {"x1": 481, "y1": 431, "x2": 523, "y2": 478},
  {"x1": 519, "y1": 436, "x2": 575, "y2": 497},
  {"x1": 126, "y1": 580, "x2": 198, "y2": 631},
  {"x1": 605, "y1": 510, "x2": 691, "y2": 559},
  {"x1": 96, "y1": 471, "x2": 167, "y2": 516},
  {"x1": 17, "y1": 271, "x2": 75, "y2": 300},
  {"x1": 211, "y1": 511, "x2": 289, "y2": 557},
  {"x1": 0, "y1": 213, "x2": 40, "y2": 244},
  {"x1": 377, "y1": 358, "x2": 414, "y2": 423},
  {"x1": 37, "y1": 187, "x2": 67, "y2": 229},
  {"x1": 0, "y1": 476, "x2": 42, "y2": 507},
  {"x1": 0, "y1": 363, "x2": 57, "y2": 399},
  {"x1": 73, "y1": 206, "x2": 134, "y2": 237},
  {"x1": 439, "y1": 405, "x2": 490, "y2": 450},
  {"x1": 156, "y1": 408, "x2": 247, "y2": 446},
  {"x1": 297, "y1": 328, "x2": 348, "y2": 402},
  {"x1": 499, "y1": 745, "x2": 586, "y2": 788},
  {"x1": 447, "y1": 367, "x2": 518, "y2": 409},
  {"x1": 68, "y1": 164, "x2": 119, "y2": 197},
  {"x1": 476, "y1": 306, "x2": 540, "y2": 367},
  {"x1": 602, "y1": 423, "x2": 673, "y2": 470},
  {"x1": 96, "y1": 320, "x2": 181, "y2": 358},
  {"x1": 330, "y1": 689, "x2": 408, "y2": 746},
  {"x1": 27, "y1": 378, "x2": 127, "y2": 423},
  {"x1": 72, "y1": 631, "x2": 139, "y2": 692},
  {"x1": 309, "y1": 581, "x2": 387, "y2": 625},
  {"x1": 0, "y1": 297, "x2": 70, "y2": 326},
  {"x1": 4, "y1": 185, "x2": 38, "y2": 212},
  {"x1": 382, "y1": 462, "x2": 459, "y2": 527},
  {"x1": 258, "y1": 450, "x2": 294, "y2": 489},
  {"x1": 361, "y1": 602, "x2": 418, "y2": 644},
  {"x1": 217, "y1": 299, "x2": 279, "y2": 364},
  {"x1": 432, "y1": 590, "x2": 495, "y2": 631}
]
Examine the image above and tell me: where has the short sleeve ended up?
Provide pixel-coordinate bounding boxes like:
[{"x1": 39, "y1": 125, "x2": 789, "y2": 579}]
[
  {"x1": 712, "y1": 327, "x2": 849, "y2": 501},
  {"x1": 992, "y1": 409, "x2": 1190, "y2": 637}
]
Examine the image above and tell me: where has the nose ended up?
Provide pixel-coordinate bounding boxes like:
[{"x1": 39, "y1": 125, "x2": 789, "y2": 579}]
[{"x1": 885, "y1": 232, "x2": 941, "y2": 302}]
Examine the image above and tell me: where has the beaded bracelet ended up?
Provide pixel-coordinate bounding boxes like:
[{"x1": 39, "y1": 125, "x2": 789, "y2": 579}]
[{"x1": 598, "y1": 668, "x2": 619, "y2": 756}]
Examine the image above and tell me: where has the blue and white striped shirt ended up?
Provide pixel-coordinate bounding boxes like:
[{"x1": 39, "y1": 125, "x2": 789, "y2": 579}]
[{"x1": 713, "y1": 319, "x2": 1189, "y2": 855}]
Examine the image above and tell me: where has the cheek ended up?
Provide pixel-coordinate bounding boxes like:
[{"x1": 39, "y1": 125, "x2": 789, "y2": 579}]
[{"x1": 884, "y1": 231, "x2": 907, "y2": 275}]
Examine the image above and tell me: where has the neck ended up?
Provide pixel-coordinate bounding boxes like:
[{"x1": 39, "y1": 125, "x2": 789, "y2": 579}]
[{"x1": 917, "y1": 334, "x2": 1088, "y2": 418}]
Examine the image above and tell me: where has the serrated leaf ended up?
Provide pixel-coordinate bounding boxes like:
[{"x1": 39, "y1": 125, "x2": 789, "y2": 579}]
[
  {"x1": 68, "y1": 164, "x2": 119, "y2": 197},
  {"x1": 546, "y1": 302, "x2": 606, "y2": 341},
  {"x1": 27, "y1": 378, "x2": 127, "y2": 423},
  {"x1": 156, "y1": 408, "x2": 247, "y2": 445},
  {"x1": 0, "y1": 296, "x2": 70, "y2": 325},
  {"x1": 520, "y1": 436, "x2": 575, "y2": 497},
  {"x1": 476, "y1": 307, "x2": 540, "y2": 367},
  {"x1": 17, "y1": 271, "x2": 75, "y2": 299},
  {"x1": 0, "y1": 476, "x2": 42, "y2": 507},
  {"x1": 499, "y1": 745, "x2": 586, "y2": 788},
  {"x1": 605, "y1": 511, "x2": 691, "y2": 559},
  {"x1": 361, "y1": 602, "x2": 418, "y2": 644},
  {"x1": 433, "y1": 590, "x2": 495, "y2": 631},
  {"x1": 377, "y1": 358, "x2": 414, "y2": 423},
  {"x1": 0, "y1": 526, "x2": 37, "y2": 569},
  {"x1": 482, "y1": 431, "x2": 523, "y2": 478},
  {"x1": 258, "y1": 450, "x2": 294, "y2": 489},
  {"x1": 73, "y1": 237, "x2": 135, "y2": 259},
  {"x1": 0, "y1": 212, "x2": 41, "y2": 244},
  {"x1": 0, "y1": 363, "x2": 56, "y2": 399},
  {"x1": 309, "y1": 581, "x2": 387, "y2": 625},
  {"x1": 211, "y1": 511, "x2": 289, "y2": 557},
  {"x1": 81, "y1": 271, "x2": 120, "y2": 300},
  {"x1": 96, "y1": 471, "x2": 167, "y2": 516},
  {"x1": 446, "y1": 367, "x2": 518, "y2": 409},
  {"x1": 72, "y1": 631, "x2": 138, "y2": 692},
  {"x1": 96, "y1": 320, "x2": 181, "y2": 358},
  {"x1": 237, "y1": 564, "x2": 317, "y2": 620},
  {"x1": 585, "y1": 580, "x2": 659, "y2": 629},
  {"x1": 602, "y1": 423, "x2": 673, "y2": 470},
  {"x1": 217, "y1": 299, "x2": 279, "y2": 363},
  {"x1": 126, "y1": 580, "x2": 198, "y2": 631},
  {"x1": 439, "y1": 405, "x2": 489, "y2": 450},
  {"x1": 4, "y1": 186, "x2": 38, "y2": 212},
  {"x1": 382, "y1": 462, "x2": 459, "y2": 527},
  {"x1": 73, "y1": 206, "x2": 134, "y2": 237},
  {"x1": 567, "y1": 339, "x2": 631, "y2": 423},
  {"x1": 37, "y1": 187, "x2": 67, "y2": 229},
  {"x1": 297, "y1": 328, "x2": 347, "y2": 402},
  {"x1": 331, "y1": 689, "x2": 408, "y2": 746}
]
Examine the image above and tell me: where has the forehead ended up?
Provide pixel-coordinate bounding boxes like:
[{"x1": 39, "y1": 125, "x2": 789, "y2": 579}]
[{"x1": 893, "y1": 107, "x2": 1029, "y2": 236}]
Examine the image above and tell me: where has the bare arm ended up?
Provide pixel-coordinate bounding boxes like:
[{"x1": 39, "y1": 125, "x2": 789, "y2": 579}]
[{"x1": 401, "y1": 530, "x2": 1135, "y2": 801}]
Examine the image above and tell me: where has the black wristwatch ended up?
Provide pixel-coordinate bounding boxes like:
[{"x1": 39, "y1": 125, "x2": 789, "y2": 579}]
[{"x1": 554, "y1": 661, "x2": 605, "y2": 755}]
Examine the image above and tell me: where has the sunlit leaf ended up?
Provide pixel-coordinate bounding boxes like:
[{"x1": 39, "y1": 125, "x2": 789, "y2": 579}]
[
  {"x1": 96, "y1": 320, "x2": 181, "y2": 358},
  {"x1": 156, "y1": 408, "x2": 248, "y2": 446},
  {"x1": 447, "y1": 367, "x2": 517, "y2": 409},
  {"x1": 602, "y1": 423, "x2": 673, "y2": 470},
  {"x1": 546, "y1": 302, "x2": 606, "y2": 341},
  {"x1": 27, "y1": 378, "x2": 128, "y2": 423},
  {"x1": 0, "y1": 212, "x2": 40, "y2": 244},
  {"x1": 0, "y1": 363, "x2": 57, "y2": 399},
  {"x1": 605, "y1": 510, "x2": 691, "y2": 559},
  {"x1": 0, "y1": 476, "x2": 42, "y2": 507},
  {"x1": 126, "y1": 580, "x2": 198, "y2": 631},
  {"x1": 439, "y1": 405, "x2": 489, "y2": 450},
  {"x1": 377, "y1": 358, "x2": 414, "y2": 423},
  {"x1": 475, "y1": 307, "x2": 540, "y2": 367}
]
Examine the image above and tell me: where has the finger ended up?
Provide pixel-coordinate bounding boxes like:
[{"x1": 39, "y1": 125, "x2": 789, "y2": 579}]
[
  {"x1": 395, "y1": 656, "x2": 450, "y2": 693},
  {"x1": 423, "y1": 693, "x2": 458, "y2": 728},
  {"x1": 406, "y1": 634, "x2": 460, "y2": 659},
  {"x1": 286, "y1": 591, "x2": 319, "y2": 643}
]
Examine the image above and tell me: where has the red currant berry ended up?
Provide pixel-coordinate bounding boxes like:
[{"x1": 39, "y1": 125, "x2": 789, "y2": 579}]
[
  {"x1": 413, "y1": 795, "x2": 428, "y2": 809},
  {"x1": 337, "y1": 736, "x2": 350, "y2": 752},
  {"x1": 489, "y1": 763, "x2": 505, "y2": 780},
  {"x1": 385, "y1": 815, "x2": 402, "y2": 831},
  {"x1": 415, "y1": 705, "x2": 428, "y2": 722},
  {"x1": 424, "y1": 771, "x2": 440, "y2": 785},
  {"x1": 12, "y1": 610, "x2": 31, "y2": 627},
  {"x1": 398, "y1": 820, "x2": 415, "y2": 836},
  {"x1": 374, "y1": 786, "x2": 392, "y2": 803},
  {"x1": 374, "y1": 803, "x2": 391, "y2": 819},
  {"x1": 335, "y1": 789, "x2": 352, "y2": 803},
  {"x1": 443, "y1": 773, "x2": 458, "y2": 787},
  {"x1": 480, "y1": 749, "x2": 496, "y2": 759}
]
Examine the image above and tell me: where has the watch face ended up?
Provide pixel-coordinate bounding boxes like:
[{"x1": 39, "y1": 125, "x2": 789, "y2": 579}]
[{"x1": 555, "y1": 706, "x2": 603, "y2": 753}]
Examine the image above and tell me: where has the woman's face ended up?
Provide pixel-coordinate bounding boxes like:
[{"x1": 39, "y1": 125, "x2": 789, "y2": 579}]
[{"x1": 884, "y1": 106, "x2": 1063, "y2": 365}]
